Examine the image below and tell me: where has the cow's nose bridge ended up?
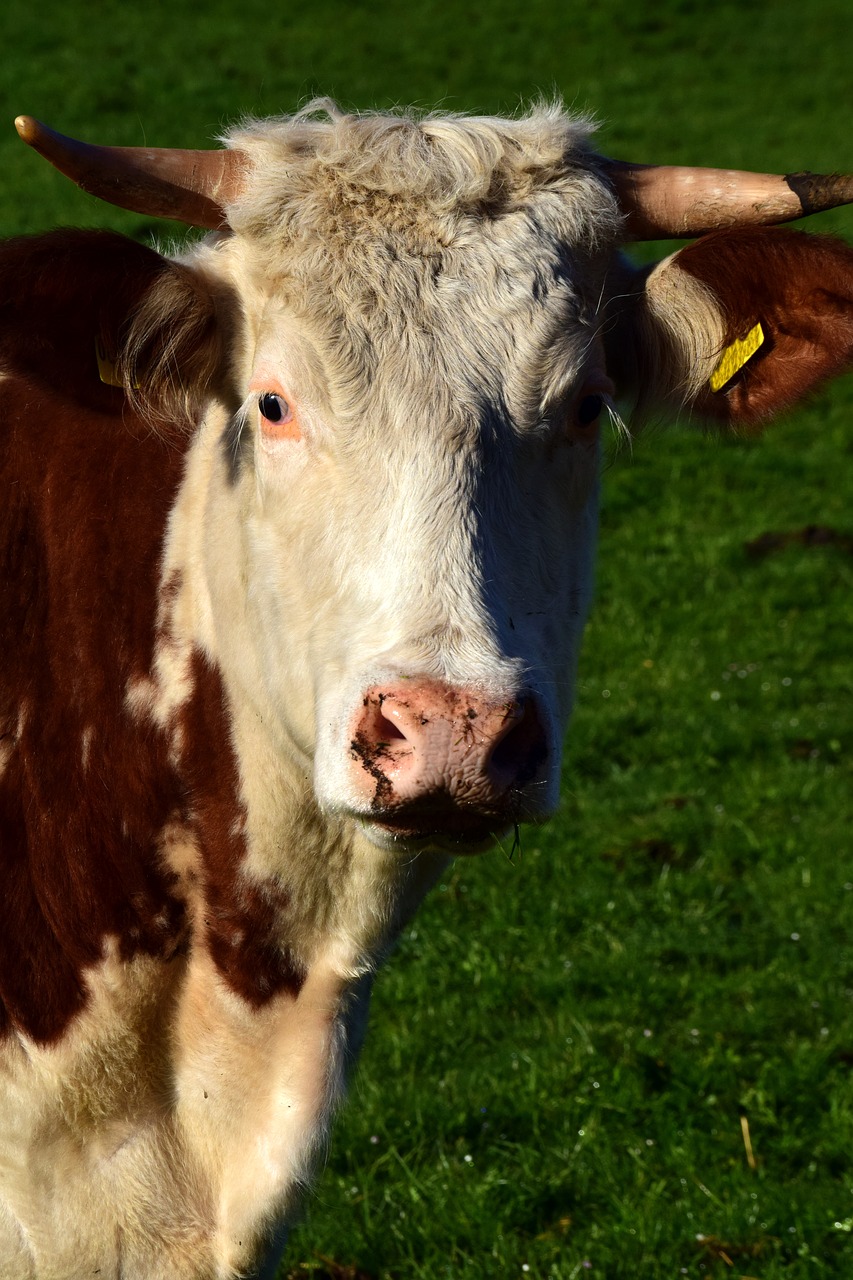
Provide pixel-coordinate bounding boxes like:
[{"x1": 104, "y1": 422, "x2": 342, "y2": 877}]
[{"x1": 348, "y1": 680, "x2": 549, "y2": 815}]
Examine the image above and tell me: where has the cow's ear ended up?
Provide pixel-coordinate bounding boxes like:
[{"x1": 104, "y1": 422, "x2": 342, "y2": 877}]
[
  {"x1": 625, "y1": 226, "x2": 853, "y2": 427},
  {"x1": 0, "y1": 229, "x2": 231, "y2": 431},
  {"x1": 119, "y1": 254, "x2": 233, "y2": 432}
]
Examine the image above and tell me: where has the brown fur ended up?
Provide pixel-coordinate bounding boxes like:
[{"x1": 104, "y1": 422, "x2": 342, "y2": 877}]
[
  {"x1": 180, "y1": 650, "x2": 307, "y2": 1005},
  {"x1": 0, "y1": 232, "x2": 298, "y2": 1044}
]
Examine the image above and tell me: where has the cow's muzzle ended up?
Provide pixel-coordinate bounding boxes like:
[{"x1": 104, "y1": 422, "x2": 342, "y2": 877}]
[{"x1": 348, "y1": 680, "x2": 549, "y2": 851}]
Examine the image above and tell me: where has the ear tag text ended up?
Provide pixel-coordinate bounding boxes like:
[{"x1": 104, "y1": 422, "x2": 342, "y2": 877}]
[{"x1": 710, "y1": 322, "x2": 765, "y2": 393}]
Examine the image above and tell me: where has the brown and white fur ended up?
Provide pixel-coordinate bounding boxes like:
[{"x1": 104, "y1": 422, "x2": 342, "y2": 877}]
[{"x1": 2, "y1": 102, "x2": 853, "y2": 1278}]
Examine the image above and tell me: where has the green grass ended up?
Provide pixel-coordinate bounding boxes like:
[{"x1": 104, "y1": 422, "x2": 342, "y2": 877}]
[
  {"x1": 284, "y1": 409, "x2": 853, "y2": 1280},
  {"x1": 1, "y1": 0, "x2": 851, "y2": 1276}
]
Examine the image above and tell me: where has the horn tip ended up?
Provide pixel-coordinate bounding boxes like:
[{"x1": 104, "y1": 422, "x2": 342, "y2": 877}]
[{"x1": 15, "y1": 115, "x2": 40, "y2": 145}]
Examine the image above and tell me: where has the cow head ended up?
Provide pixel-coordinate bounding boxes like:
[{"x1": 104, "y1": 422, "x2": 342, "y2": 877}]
[
  {"x1": 177, "y1": 110, "x2": 623, "y2": 854},
  {"x1": 17, "y1": 105, "x2": 853, "y2": 856}
]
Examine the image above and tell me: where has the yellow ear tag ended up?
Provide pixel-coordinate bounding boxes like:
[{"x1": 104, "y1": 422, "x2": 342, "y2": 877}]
[
  {"x1": 709, "y1": 322, "x2": 765, "y2": 393},
  {"x1": 96, "y1": 335, "x2": 123, "y2": 388}
]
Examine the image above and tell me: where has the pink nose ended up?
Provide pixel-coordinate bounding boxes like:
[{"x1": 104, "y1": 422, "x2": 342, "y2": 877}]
[{"x1": 349, "y1": 681, "x2": 548, "y2": 832}]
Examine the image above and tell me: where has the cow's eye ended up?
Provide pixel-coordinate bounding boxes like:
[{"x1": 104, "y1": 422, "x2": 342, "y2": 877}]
[
  {"x1": 577, "y1": 394, "x2": 603, "y2": 427},
  {"x1": 258, "y1": 392, "x2": 292, "y2": 424},
  {"x1": 257, "y1": 391, "x2": 301, "y2": 442}
]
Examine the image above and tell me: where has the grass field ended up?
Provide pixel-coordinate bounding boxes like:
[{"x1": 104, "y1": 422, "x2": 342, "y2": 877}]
[{"x1": 1, "y1": 1, "x2": 851, "y2": 1276}]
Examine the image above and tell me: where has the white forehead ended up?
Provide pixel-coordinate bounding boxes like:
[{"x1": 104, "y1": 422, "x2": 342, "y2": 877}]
[
  {"x1": 217, "y1": 101, "x2": 623, "y2": 418},
  {"x1": 222, "y1": 100, "x2": 619, "y2": 246}
]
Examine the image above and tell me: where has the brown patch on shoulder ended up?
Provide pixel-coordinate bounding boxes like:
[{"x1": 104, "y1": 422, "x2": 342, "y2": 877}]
[
  {"x1": 204, "y1": 878, "x2": 307, "y2": 1005},
  {"x1": 0, "y1": 369, "x2": 192, "y2": 1040},
  {"x1": 0, "y1": 231, "x2": 301, "y2": 1041},
  {"x1": 179, "y1": 651, "x2": 306, "y2": 1004},
  {"x1": 0, "y1": 231, "x2": 202, "y2": 1042}
]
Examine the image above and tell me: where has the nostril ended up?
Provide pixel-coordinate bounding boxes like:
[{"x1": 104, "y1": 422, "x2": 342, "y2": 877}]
[
  {"x1": 376, "y1": 710, "x2": 407, "y2": 743},
  {"x1": 358, "y1": 694, "x2": 416, "y2": 756},
  {"x1": 488, "y1": 699, "x2": 548, "y2": 789}
]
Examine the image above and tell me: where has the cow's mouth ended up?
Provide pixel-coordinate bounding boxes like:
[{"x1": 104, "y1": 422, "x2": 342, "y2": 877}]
[{"x1": 358, "y1": 805, "x2": 510, "y2": 855}]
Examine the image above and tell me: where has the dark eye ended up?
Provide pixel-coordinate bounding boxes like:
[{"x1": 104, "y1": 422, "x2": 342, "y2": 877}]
[
  {"x1": 577, "y1": 394, "x2": 604, "y2": 427},
  {"x1": 258, "y1": 392, "x2": 290, "y2": 423}
]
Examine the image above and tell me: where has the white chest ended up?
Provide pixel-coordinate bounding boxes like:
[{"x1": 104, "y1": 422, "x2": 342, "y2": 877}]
[{"x1": 0, "y1": 948, "x2": 364, "y2": 1280}]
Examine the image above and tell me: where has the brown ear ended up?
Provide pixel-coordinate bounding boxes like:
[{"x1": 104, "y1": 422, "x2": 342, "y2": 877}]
[
  {"x1": 678, "y1": 227, "x2": 853, "y2": 424},
  {"x1": 0, "y1": 229, "x2": 229, "y2": 432},
  {"x1": 118, "y1": 259, "x2": 230, "y2": 432},
  {"x1": 630, "y1": 226, "x2": 853, "y2": 427}
]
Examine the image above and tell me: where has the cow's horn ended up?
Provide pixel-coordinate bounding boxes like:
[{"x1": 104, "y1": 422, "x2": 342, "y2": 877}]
[
  {"x1": 604, "y1": 159, "x2": 853, "y2": 239},
  {"x1": 14, "y1": 116, "x2": 246, "y2": 229}
]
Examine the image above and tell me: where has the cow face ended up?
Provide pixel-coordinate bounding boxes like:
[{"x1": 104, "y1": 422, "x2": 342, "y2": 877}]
[{"x1": 200, "y1": 185, "x2": 620, "y2": 855}]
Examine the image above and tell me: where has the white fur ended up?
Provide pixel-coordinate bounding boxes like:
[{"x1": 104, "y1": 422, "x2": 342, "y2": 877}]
[{"x1": 639, "y1": 252, "x2": 727, "y2": 405}]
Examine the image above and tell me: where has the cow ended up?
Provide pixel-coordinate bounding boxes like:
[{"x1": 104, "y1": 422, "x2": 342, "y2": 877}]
[{"x1": 1, "y1": 100, "x2": 852, "y2": 1279}]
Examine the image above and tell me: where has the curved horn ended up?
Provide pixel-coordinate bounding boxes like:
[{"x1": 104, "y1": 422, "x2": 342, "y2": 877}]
[
  {"x1": 15, "y1": 116, "x2": 247, "y2": 229},
  {"x1": 604, "y1": 159, "x2": 853, "y2": 240}
]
